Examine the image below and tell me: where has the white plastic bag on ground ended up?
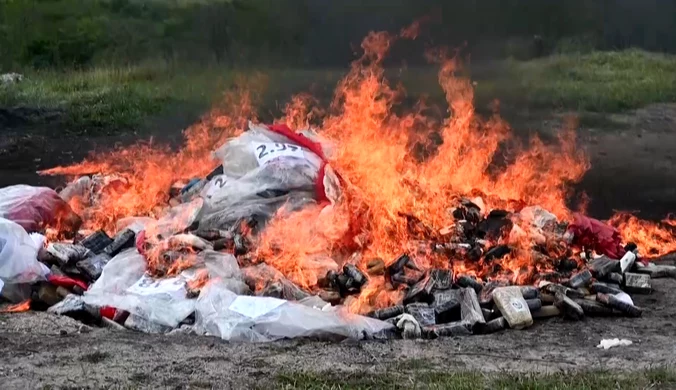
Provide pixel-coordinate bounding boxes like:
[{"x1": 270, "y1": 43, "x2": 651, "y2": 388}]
[
  {"x1": 0, "y1": 217, "x2": 49, "y2": 289},
  {"x1": 84, "y1": 249, "x2": 195, "y2": 328},
  {"x1": 194, "y1": 281, "x2": 393, "y2": 342},
  {"x1": 597, "y1": 338, "x2": 632, "y2": 349},
  {"x1": 197, "y1": 122, "x2": 331, "y2": 229}
]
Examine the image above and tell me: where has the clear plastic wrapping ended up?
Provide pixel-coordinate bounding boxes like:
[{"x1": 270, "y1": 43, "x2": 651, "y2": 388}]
[{"x1": 194, "y1": 281, "x2": 393, "y2": 342}]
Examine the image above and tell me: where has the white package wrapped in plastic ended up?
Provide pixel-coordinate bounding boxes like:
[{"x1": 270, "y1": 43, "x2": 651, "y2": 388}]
[
  {"x1": 197, "y1": 122, "x2": 329, "y2": 230},
  {"x1": 0, "y1": 217, "x2": 49, "y2": 288},
  {"x1": 194, "y1": 281, "x2": 394, "y2": 342}
]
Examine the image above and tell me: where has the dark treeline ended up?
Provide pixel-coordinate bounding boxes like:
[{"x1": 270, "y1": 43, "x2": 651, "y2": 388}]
[{"x1": 1, "y1": 0, "x2": 675, "y2": 70}]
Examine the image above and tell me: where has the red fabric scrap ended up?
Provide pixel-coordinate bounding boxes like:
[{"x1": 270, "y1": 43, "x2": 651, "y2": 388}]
[
  {"x1": 568, "y1": 214, "x2": 627, "y2": 259},
  {"x1": 48, "y1": 274, "x2": 88, "y2": 291},
  {"x1": 100, "y1": 306, "x2": 116, "y2": 320}
]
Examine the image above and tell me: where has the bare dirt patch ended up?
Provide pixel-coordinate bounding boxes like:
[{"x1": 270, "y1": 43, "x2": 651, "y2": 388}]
[{"x1": 1, "y1": 276, "x2": 675, "y2": 388}]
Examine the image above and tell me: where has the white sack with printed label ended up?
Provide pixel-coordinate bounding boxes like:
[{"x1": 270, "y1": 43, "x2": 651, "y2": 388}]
[
  {"x1": 83, "y1": 248, "x2": 195, "y2": 328},
  {"x1": 197, "y1": 122, "x2": 339, "y2": 230}
]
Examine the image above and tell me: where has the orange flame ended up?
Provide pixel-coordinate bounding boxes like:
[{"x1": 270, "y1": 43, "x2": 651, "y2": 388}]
[
  {"x1": 1, "y1": 300, "x2": 31, "y2": 313},
  {"x1": 39, "y1": 82, "x2": 258, "y2": 234},
  {"x1": 609, "y1": 213, "x2": 676, "y2": 257}
]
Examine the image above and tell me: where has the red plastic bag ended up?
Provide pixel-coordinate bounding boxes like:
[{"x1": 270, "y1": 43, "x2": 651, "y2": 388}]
[
  {"x1": 0, "y1": 185, "x2": 81, "y2": 234},
  {"x1": 568, "y1": 214, "x2": 626, "y2": 259}
]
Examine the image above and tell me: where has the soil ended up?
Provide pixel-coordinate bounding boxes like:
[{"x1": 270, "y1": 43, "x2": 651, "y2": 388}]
[{"x1": 1, "y1": 104, "x2": 675, "y2": 388}]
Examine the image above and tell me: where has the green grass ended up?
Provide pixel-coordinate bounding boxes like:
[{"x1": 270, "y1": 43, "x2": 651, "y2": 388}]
[
  {"x1": 476, "y1": 49, "x2": 676, "y2": 112},
  {"x1": 274, "y1": 367, "x2": 676, "y2": 390},
  {"x1": 2, "y1": 50, "x2": 675, "y2": 135},
  {"x1": 0, "y1": 61, "x2": 234, "y2": 135}
]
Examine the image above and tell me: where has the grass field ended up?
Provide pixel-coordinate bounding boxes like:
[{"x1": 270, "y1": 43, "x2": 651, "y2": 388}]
[
  {"x1": 274, "y1": 367, "x2": 676, "y2": 390},
  {"x1": 483, "y1": 49, "x2": 676, "y2": 112},
  {"x1": 0, "y1": 62, "x2": 234, "y2": 134},
  {"x1": 2, "y1": 49, "x2": 676, "y2": 134}
]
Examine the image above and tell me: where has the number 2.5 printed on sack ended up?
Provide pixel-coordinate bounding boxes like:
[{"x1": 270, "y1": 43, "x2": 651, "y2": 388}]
[{"x1": 251, "y1": 142, "x2": 305, "y2": 166}]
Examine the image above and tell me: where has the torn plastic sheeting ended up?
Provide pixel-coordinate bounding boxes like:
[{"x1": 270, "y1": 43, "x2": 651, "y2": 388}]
[
  {"x1": 194, "y1": 281, "x2": 393, "y2": 342},
  {"x1": 568, "y1": 214, "x2": 626, "y2": 259},
  {"x1": 0, "y1": 185, "x2": 80, "y2": 233},
  {"x1": 202, "y1": 250, "x2": 240, "y2": 279},
  {"x1": 148, "y1": 198, "x2": 204, "y2": 239},
  {"x1": 0, "y1": 217, "x2": 50, "y2": 287},
  {"x1": 198, "y1": 191, "x2": 317, "y2": 231}
]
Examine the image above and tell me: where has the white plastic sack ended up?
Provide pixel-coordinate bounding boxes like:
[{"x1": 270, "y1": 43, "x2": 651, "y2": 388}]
[
  {"x1": 197, "y1": 122, "x2": 328, "y2": 229},
  {"x1": 212, "y1": 122, "x2": 326, "y2": 178},
  {"x1": 194, "y1": 281, "x2": 394, "y2": 342},
  {"x1": 85, "y1": 249, "x2": 147, "y2": 296},
  {"x1": 0, "y1": 217, "x2": 49, "y2": 288},
  {"x1": 83, "y1": 249, "x2": 195, "y2": 328}
]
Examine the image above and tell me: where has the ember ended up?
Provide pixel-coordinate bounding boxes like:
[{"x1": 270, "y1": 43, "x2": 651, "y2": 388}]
[
  {"x1": 1, "y1": 26, "x2": 675, "y2": 342},
  {"x1": 1, "y1": 300, "x2": 31, "y2": 313}
]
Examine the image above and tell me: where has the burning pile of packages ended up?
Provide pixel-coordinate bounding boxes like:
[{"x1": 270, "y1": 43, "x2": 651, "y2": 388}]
[
  {"x1": 1, "y1": 119, "x2": 675, "y2": 342},
  {"x1": 2, "y1": 29, "x2": 676, "y2": 342}
]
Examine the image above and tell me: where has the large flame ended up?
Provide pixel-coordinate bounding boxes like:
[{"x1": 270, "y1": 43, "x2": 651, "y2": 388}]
[
  {"x1": 609, "y1": 213, "x2": 676, "y2": 257},
  {"x1": 40, "y1": 29, "x2": 675, "y2": 313}
]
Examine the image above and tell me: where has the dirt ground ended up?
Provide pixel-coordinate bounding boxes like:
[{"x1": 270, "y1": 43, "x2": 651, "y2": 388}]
[
  {"x1": 1, "y1": 275, "x2": 675, "y2": 388},
  {"x1": 1, "y1": 104, "x2": 676, "y2": 388}
]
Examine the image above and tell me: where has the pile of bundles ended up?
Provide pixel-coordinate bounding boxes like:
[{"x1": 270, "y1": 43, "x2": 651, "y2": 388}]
[
  {"x1": 348, "y1": 202, "x2": 672, "y2": 338},
  {"x1": 1, "y1": 122, "x2": 674, "y2": 342}
]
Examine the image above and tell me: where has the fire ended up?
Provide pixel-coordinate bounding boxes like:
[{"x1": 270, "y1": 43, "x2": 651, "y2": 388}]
[
  {"x1": 609, "y1": 213, "x2": 676, "y2": 256},
  {"x1": 39, "y1": 84, "x2": 257, "y2": 234},
  {"x1": 40, "y1": 28, "x2": 675, "y2": 313},
  {"x1": 1, "y1": 300, "x2": 31, "y2": 313}
]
